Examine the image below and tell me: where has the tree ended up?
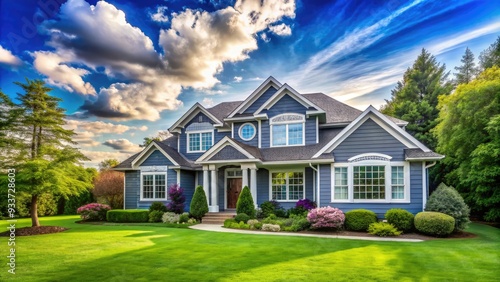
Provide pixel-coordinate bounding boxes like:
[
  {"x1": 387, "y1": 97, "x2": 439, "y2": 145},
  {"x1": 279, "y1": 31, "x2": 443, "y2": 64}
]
[
  {"x1": 381, "y1": 49, "x2": 453, "y2": 150},
  {"x1": 92, "y1": 170, "x2": 124, "y2": 209},
  {"x1": 236, "y1": 186, "x2": 255, "y2": 218},
  {"x1": 189, "y1": 185, "x2": 208, "y2": 221},
  {"x1": 98, "y1": 159, "x2": 119, "y2": 171},
  {"x1": 166, "y1": 183, "x2": 186, "y2": 214},
  {"x1": 479, "y1": 36, "x2": 500, "y2": 71},
  {"x1": 140, "y1": 130, "x2": 172, "y2": 147},
  {"x1": 12, "y1": 78, "x2": 91, "y2": 226},
  {"x1": 434, "y1": 67, "x2": 500, "y2": 221},
  {"x1": 0, "y1": 90, "x2": 22, "y2": 166},
  {"x1": 454, "y1": 47, "x2": 477, "y2": 84}
]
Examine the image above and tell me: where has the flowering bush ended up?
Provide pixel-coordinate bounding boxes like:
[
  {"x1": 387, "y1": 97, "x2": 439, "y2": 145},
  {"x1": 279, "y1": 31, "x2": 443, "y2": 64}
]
[
  {"x1": 77, "y1": 203, "x2": 111, "y2": 221},
  {"x1": 167, "y1": 184, "x2": 186, "y2": 214},
  {"x1": 307, "y1": 206, "x2": 345, "y2": 229},
  {"x1": 162, "y1": 212, "x2": 180, "y2": 224},
  {"x1": 262, "y1": 223, "x2": 281, "y2": 232},
  {"x1": 296, "y1": 199, "x2": 317, "y2": 210}
]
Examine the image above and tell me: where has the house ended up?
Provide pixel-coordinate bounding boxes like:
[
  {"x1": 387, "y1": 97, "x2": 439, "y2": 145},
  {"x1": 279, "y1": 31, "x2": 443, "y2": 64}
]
[{"x1": 114, "y1": 76, "x2": 443, "y2": 217}]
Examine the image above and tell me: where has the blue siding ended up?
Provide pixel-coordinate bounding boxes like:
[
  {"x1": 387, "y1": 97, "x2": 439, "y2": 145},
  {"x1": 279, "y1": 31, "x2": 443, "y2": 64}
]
[
  {"x1": 243, "y1": 86, "x2": 278, "y2": 114},
  {"x1": 261, "y1": 120, "x2": 270, "y2": 148},
  {"x1": 179, "y1": 112, "x2": 214, "y2": 160},
  {"x1": 125, "y1": 171, "x2": 139, "y2": 209},
  {"x1": 140, "y1": 150, "x2": 174, "y2": 166},
  {"x1": 233, "y1": 121, "x2": 258, "y2": 147},
  {"x1": 265, "y1": 94, "x2": 307, "y2": 117},
  {"x1": 180, "y1": 170, "x2": 196, "y2": 212},
  {"x1": 209, "y1": 145, "x2": 247, "y2": 161},
  {"x1": 197, "y1": 171, "x2": 203, "y2": 188},
  {"x1": 333, "y1": 118, "x2": 407, "y2": 162},
  {"x1": 256, "y1": 168, "x2": 269, "y2": 206},
  {"x1": 305, "y1": 116, "x2": 317, "y2": 145}
]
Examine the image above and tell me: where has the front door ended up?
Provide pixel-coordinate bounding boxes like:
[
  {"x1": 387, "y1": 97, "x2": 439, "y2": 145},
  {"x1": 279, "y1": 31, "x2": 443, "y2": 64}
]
[{"x1": 227, "y1": 178, "x2": 242, "y2": 209}]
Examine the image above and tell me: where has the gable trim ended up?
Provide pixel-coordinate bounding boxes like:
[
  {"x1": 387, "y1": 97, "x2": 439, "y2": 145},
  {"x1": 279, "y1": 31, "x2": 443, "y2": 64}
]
[
  {"x1": 313, "y1": 106, "x2": 430, "y2": 158},
  {"x1": 168, "y1": 103, "x2": 223, "y2": 133},
  {"x1": 131, "y1": 141, "x2": 179, "y2": 168},
  {"x1": 254, "y1": 84, "x2": 325, "y2": 115},
  {"x1": 196, "y1": 136, "x2": 259, "y2": 163},
  {"x1": 227, "y1": 76, "x2": 282, "y2": 118}
]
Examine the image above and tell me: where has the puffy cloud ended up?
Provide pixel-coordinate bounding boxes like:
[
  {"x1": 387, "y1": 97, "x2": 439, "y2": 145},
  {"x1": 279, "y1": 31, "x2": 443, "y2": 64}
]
[
  {"x1": 269, "y1": 23, "x2": 292, "y2": 36},
  {"x1": 73, "y1": 131, "x2": 100, "y2": 147},
  {"x1": 234, "y1": 76, "x2": 243, "y2": 83},
  {"x1": 65, "y1": 119, "x2": 148, "y2": 134},
  {"x1": 32, "y1": 51, "x2": 96, "y2": 95},
  {"x1": 0, "y1": 45, "x2": 23, "y2": 67},
  {"x1": 150, "y1": 6, "x2": 169, "y2": 23},
  {"x1": 103, "y1": 138, "x2": 141, "y2": 153},
  {"x1": 81, "y1": 149, "x2": 132, "y2": 168},
  {"x1": 202, "y1": 97, "x2": 215, "y2": 107}
]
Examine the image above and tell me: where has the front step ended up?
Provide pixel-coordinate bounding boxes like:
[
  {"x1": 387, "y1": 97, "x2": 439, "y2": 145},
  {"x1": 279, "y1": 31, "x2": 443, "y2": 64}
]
[{"x1": 202, "y1": 212, "x2": 235, "y2": 225}]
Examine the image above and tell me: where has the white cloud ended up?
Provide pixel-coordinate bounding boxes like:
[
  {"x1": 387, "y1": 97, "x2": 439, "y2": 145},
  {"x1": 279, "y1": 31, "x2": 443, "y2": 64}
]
[
  {"x1": 65, "y1": 119, "x2": 148, "y2": 134},
  {"x1": 0, "y1": 45, "x2": 22, "y2": 67},
  {"x1": 234, "y1": 76, "x2": 243, "y2": 83},
  {"x1": 269, "y1": 23, "x2": 292, "y2": 36},
  {"x1": 150, "y1": 6, "x2": 169, "y2": 23},
  {"x1": 202, "y1": 97, "x2": 215, "y2": 107},
  {"x1": 260, "y1": 33, "x2": 270, "y2": 42},
  {"x1": 81, "y1": 149, "x2": 132, "y2": 168},
  {"x1": 103, "y1": 138, "x2": 141, "y2": 153}
]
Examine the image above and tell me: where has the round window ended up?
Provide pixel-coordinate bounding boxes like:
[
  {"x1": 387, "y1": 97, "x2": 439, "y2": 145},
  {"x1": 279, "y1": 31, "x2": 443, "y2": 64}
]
[{"x1": 239, "y1": 123, "x2": 256, "y2": 141}]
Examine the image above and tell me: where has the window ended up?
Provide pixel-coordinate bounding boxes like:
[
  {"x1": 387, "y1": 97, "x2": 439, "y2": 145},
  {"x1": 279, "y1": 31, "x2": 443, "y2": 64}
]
[
  {"x1": 391, "y1": 166, "x2": 405, "y2": 199},
  {"x1": 270, "y1": 171, "x2": 304, "y2": 201},
  {"x1": 353, "y1": 166, "x2": 385, "y2": 199},
  {"x1": 239, "y1": 123, "x2": 256, "y2": 141},
  {"x1": 187, "y1": 131, "x2": 213, "y2": 152},
  {"x1": 270, "y1": 114, "x2": 305, "y2": 147},
  {"x1": 141, "y1": 173, "x2": 166, "y2": 200},
  {"x1": 333, "y1": 167, "x2": 348, "y2": 200}
]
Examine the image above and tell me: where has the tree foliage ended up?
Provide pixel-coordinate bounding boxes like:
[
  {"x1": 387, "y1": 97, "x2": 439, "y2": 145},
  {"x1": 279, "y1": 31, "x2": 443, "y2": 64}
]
[
  {"x1": 98, "y1": 159, "x2": 119, "y2": 171},
  {"x1": 381, "y1": 49, "x2": 453, "y2": 150},
  {"x1": 435, "y1": 67, "x2": 500, "y2": 221},
  {"x1": 236, "y1": 186, "x2": 255, "y2": 218},
  {"x1": 92, "y1": 170, "x2": 124, "y2": 209},
  {"x1": 166, "y1": 183, "x2": 186, "y2": 214},
  {"x1": 479, "y1": 36, "x2": 500, "y2": 71},
  {"x1": 189, "y1": 185, "x2": 208, "y2": 220},
  {"x1": 454, "y1": 47, "x2": 477, "y2": 84}
]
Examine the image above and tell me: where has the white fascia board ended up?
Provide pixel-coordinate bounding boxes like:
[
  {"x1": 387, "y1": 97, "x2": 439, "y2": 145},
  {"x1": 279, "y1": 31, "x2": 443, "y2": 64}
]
[
  {"x1": 227, "y1": 76, "x2": 282, "y2": 118},
  {"x1": 262, "y1": 159, "x2": 334, "y2": 165},
  {"x1": 168, "y1": 103, "x2": 222, "y2": 132},
  {"x1": 405, "y1": 156, "x2": 445, "y2": 161},
  {"x1": 197, "y1": 159, "x2": 260, "y2": 164},
  {"x1": 131, "y1": 141, "x2": 179, "y2": 168}
]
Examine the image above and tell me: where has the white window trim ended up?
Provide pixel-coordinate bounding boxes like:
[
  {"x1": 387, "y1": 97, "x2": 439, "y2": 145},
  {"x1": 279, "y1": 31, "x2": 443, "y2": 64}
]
[
  {"x1": 187, "y1": 129, "x2": 214, "y2": 153},
  {"x1": 140, "y1": 171, "x2": 168, "y2": 201},
  {"x1": 238, "y1": 122, "x2": 256, "y2": 141},
  {"x1": 331, "y1": 160, "x2": 410, "y2": 203},
  {"x1": 270, "y1": 113, "x2": 305, "y2": 147},
  {"x1": 269, "y1": 169, "x2": 306, "y2": 202}
]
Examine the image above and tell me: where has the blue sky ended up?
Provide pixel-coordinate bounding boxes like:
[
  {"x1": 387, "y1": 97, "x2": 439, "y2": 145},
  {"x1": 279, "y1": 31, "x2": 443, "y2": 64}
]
[{"x1": 1, "y1": 0, "x2": 499, "y2": 167}]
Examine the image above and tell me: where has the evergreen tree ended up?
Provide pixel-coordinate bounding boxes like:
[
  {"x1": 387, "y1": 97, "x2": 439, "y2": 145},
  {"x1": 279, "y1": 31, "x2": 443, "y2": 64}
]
[
  {"x1": 236, "y1": 186, "x2": 256, "y2": 218},
  {"x1": 13, "y1": 78, "x2": 91, "y2": 226},
  {"x1": 381, "y1": 49, "x2": 453, "y2": 150},
  {"x1": 479, "y1": 36, "x2": 500, "y2": 71},
  {"x1": 454, "y1": 47, "x2": 477, "y2": 84},
  {"x1": 190, "y1": 185, "x2": 208, "y2": 221}
]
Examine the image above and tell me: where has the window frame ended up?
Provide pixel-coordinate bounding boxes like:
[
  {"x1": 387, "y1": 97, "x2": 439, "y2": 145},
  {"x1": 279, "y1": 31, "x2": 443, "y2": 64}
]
[
  {"x1": 238, "y1": 122, "x2": 256, "y2": 141},
  {"x1": 270, "y1": 114, "x2": 305, "y2": 147},
  {"x1": 269, "y1": 169, "x2": 305, "y2": 202},
  {"x1": 331, "y1": 159, "x2": 410, "y2": 203},
  {"x1": 140, "y1": 172, "x2": 168, "y2": 201},
  {"x1": 186, "y1": 129, "x2": 214, "y2": 153}
]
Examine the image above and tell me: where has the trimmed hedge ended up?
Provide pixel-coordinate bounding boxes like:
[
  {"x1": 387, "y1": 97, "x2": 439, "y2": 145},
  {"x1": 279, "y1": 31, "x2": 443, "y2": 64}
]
[
  {"x1": 345, "y1": 209, "x2": 378, "y2": 231},
  {"x1": 107, "y1": 209, "x2": 149, "y2": 223},
  {"x1": 414, "y1": 211, "x2": 455, "y2": 237},
  {"x1": 190, "y1": 185, "x2": 209, "y2": 220},
  {"x1": 149, "y1": 202, "x2": 167, "y2": 213},
  {"x1": 385, "y1": 209, "x2": 414, "y2": 233}
]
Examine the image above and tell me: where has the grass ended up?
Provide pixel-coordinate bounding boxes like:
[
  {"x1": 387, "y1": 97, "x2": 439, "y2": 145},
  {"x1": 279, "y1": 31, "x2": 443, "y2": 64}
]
[{"x1": 1, "y1": 216, "x2": 499, "y2": 282}]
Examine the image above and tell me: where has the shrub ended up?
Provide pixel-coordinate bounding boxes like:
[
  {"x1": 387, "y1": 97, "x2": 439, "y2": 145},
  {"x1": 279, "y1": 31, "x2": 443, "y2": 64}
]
[
  {"x1": 162, "y1": 212, "x2": 180, "y2": 223},
  {"x1": 425, "y1": 183, "x2": 470, "y2": 231},
  {"x1": 92, "y1": 170, "x2": 124, "y2": 209},
  {"x1": 64, "y1": 188, "x2": 94, "y2": 215},
  {"x1": 262, "y1": 223, "x2": 281, "y2": 232},
  {"x1": 307, "y1": 206, "x2": 345, "y2": 229},
  {"x1": 345, "y1": 209, "x2": 378, "y2": 231},
  {"x1": 247, "y1": 219, "x2": 260, "y2": 229},
  {"x1": 224, "y1": 218, "x2": 236, "y2": 228},
  {"x1": 296, "y1": 198, "x2": 317, "y2": 210},
  {"x1": 166, "y1": 184, "x2": 186, "y2": 214},
  {"x1": 414, "y1": 212, "x2": 455, "y2": 237},
  {"x1": 190, "y1": 185, "x2": 208, "y2": 221},
  {"x1": 260, "y1": 200, "x2": 281, "y2": 218},
  {"x1": 179, "y1": 212, "x2": 190, "y2": 223},
  {"x1": 187, "y1": 218, "x2": 197, "y2": 224},
  {"x1": 274, "y1": 208, "x2": 287, "y2": 218},
  {"x1": 77, "y1": 203, "x2": 111, "y2": 221},
  {"x1": 149, "y1": 202, "x2": 167, "y2": 213},
  {"x1": 106, "y1": 209, "x2": 149, "y2": 223},
  {"x1": 385, "y1": 209, "x2": 414, "y2": 233},
  {"x1": 234, "y1": 213, "x2": 250, "y2": 223},
  {"x1": 287, "y1": 207, "x2": 308, "y2": 217},
  {"x1": 149, "y1": 210, "x2": 164, "y2": 223},
  {"x1": 236, "y1": 186, "x2": 255, "y2": 218},
  {"x1": 368, "y1": 222, "x2": 402, "y2": 237}
]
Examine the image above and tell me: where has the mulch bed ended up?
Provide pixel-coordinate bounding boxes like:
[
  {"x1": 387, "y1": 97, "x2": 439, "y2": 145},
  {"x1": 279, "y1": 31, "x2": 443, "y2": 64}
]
[{"x1": 0, "y1": 226, "x2": 68, "y2": 237}]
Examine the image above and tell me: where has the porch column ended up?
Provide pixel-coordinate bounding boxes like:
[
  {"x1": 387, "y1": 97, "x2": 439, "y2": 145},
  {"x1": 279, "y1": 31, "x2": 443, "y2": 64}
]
[
  {"x1": 209, "y1": 165, "x2": 219, "y2": 212},
  {"x1": 250, "y1": 168, "x2": 257, "y2": 207},
  {"x1": 203, "y1": 166, "x2": 209, "y2": 205},
  {"x1": 242, "y1": 168, "x2": 249, "y2": 188}
]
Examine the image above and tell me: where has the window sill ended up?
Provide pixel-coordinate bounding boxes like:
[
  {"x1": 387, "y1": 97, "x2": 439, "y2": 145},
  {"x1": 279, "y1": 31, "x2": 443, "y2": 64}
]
[
  {"x1": 330, "y1": 200, "x2": 411, "y2": 204},
  {"x1": 270, "y1": 144, "x2": 305, "y2": 148},
  {"x1": 139, "y1": 198, "x2": 168, "y2": 201}
]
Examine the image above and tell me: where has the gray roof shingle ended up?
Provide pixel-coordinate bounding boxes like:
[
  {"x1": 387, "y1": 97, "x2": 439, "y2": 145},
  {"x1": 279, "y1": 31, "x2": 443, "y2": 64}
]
[{"x1": 405, "y1": 149, "x2": 444, "y2": 160}]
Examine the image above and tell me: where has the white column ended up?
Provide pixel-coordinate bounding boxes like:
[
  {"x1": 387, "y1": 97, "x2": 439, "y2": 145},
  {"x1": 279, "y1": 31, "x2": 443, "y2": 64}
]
[
  {"x1": 203, "y1": 167, "x2": 210, "y2": 205},
  {"x1": 210, "y1": 168, "x2": 219, "y2": 212},
  {"x1": 250, "y1": 168, "x2": 257, "y2": 207},
  {"x1": 242, "y1": 168, "x2": 249, "y2": 188}
]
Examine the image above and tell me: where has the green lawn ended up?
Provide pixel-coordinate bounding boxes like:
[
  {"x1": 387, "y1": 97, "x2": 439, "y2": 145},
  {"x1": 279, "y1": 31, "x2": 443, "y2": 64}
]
[{"x1": 1, "y1": 216, "x2": 499, "y2": 282}]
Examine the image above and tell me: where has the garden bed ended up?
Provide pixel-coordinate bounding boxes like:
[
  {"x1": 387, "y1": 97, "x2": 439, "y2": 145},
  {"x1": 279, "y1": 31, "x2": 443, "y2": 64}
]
[{"x1": 0, "y1": 226, "x2": 67, "y2": 236}]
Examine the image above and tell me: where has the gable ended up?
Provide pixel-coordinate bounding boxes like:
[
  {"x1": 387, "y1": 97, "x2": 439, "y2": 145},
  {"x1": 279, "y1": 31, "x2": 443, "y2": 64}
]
[
  {"x1": 243, "y1": 86, "x2": 278, "y2": 114},
  {"x1": 169, "y1": 103, "x2": 222, "y2": 133},
  {"x1": 266, "y1": 94, "x2": 308, "y2": 116},
  {"x1": 208, "y1": 145, "x2": 249, "y2": 161},
  {"x1": 333, "y1": 118, "x2": 407, "y2": 162},
  {"x1": 140, "y1": 150, "x2": 175, "y2": 166}
]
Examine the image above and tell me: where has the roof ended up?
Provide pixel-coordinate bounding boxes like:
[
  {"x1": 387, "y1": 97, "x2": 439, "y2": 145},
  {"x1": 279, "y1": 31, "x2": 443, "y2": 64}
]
[
  {"x1": 206, "y1": 101, "x2": 242, "y2": 127},
  {"x1": 303, "y1": 93, "x2": 361, "y2": 124},
  {"x1": 404, "y1": 149, "x2": 444, "y2": 160},
  {"x1": 153, "y1": 141, "x2": 199, "y2": 168},
  {"x1": 113, "y1": 152, "x2": 141, "y2": 169}
]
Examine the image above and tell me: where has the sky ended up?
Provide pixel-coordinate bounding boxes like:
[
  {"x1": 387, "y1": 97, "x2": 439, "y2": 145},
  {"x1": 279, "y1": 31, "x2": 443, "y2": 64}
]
[{"x1": 1, "y1": 0, "x2": 499, "y2": 167}]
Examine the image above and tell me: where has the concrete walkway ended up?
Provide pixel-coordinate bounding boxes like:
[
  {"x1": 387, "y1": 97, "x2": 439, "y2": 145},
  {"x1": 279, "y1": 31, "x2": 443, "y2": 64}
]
[{"x1": 189, "y1": 224, "x2": 423, "y2": 242}]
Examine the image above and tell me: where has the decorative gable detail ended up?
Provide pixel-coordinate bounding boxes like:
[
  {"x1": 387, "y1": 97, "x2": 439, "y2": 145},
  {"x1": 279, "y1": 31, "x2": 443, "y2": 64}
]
[
  {"x1": 270, "y1": 113, "x2": 305, "y2": 123},
  {"x1": 255, "y1": 84, "x2": 324, "y2": 115},
  {"x1": 196, "y1": 136, "x2": 260, "y2": 164},
  {"x1": 168, "y1": 103, "x2": 222, "y2": 133}
]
